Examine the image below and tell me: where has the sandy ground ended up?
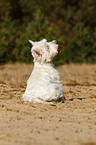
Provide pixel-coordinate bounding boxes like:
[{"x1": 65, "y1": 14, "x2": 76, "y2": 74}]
[{"x1": 0, "y1": 63, "x2": 96, "y2": 145}]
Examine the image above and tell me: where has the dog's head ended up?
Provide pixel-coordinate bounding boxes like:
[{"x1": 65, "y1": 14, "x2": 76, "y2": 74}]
[{"x1": 29, "y1": 39, "x2": 60, "y2": 63}]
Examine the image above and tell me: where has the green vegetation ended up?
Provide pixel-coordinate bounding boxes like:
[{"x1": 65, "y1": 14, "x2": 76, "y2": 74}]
[{"x1": 0, "y1": 0, "x2": 96, "y2": 65}]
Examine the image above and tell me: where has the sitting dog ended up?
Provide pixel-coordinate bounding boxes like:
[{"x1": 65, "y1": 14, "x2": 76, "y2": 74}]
[{"x1": 22, "y1": 39, "x2": 65, "y2": 104}]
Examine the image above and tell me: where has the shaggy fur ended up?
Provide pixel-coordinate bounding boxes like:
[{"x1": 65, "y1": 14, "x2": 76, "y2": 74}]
[{"x1": 22, "y1": 39, "x2": 65, "y2": 104}]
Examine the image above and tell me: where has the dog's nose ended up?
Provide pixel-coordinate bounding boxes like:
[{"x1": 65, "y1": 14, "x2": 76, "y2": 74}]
[
  {"x1": 55, "y1": 40, "x2": 58, "y2": 44},
  {"x1": 52, "y1": 40, "x2": 58, "y2": 44}
]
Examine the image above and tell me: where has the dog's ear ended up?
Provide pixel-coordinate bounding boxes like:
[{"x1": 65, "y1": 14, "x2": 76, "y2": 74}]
[
  {"x1": 34, "y1": 50, "x2": 42, "y2": 57},
  {"x1": 29, "y1": 40, "x2": 34, "y2": 45}
]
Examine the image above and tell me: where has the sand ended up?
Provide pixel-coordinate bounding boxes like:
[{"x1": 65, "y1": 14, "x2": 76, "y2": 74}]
[{"x1": 0, "y1": 63, "x2": 96, "y2": 145}]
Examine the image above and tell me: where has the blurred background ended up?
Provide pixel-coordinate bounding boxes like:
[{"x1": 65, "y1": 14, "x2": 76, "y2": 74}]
[{"x1": 0, "y1": 0, "x2": 96, "y2": 65}]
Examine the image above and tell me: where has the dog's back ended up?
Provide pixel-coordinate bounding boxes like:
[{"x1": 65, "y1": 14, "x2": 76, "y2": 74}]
[{"x1": 22, "y1": 39, "x2": 65, "y2": 104}]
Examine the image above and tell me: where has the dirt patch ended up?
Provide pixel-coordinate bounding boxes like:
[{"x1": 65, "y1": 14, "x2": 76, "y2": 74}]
[{"x1": 0, "y1": 63, "x2": 96, "y2": 145}]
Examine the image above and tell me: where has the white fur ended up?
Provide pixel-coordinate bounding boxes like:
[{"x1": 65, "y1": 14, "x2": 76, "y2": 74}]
[{"x1": 22, "y1": 39, "x2": 64, "y2": 104}]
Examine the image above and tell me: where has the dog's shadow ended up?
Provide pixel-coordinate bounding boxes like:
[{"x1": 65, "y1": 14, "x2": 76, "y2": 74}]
[
  {"x1": 55, "y1": 96, "x2": 83, "y2": 103},
  {"x1": 56, "y1": 96, "x2": 66, "y2": 103}
]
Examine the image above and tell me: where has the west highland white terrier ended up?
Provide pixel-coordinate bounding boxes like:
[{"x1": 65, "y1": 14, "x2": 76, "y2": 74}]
[{"x1": 22, "y1": 39, "x2": 65, "y2": 104}]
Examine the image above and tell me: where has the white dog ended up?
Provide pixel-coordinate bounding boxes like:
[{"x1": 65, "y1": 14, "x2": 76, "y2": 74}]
[{"x1": 22, "y1": 39, "x2": 65, "y2": 104}]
